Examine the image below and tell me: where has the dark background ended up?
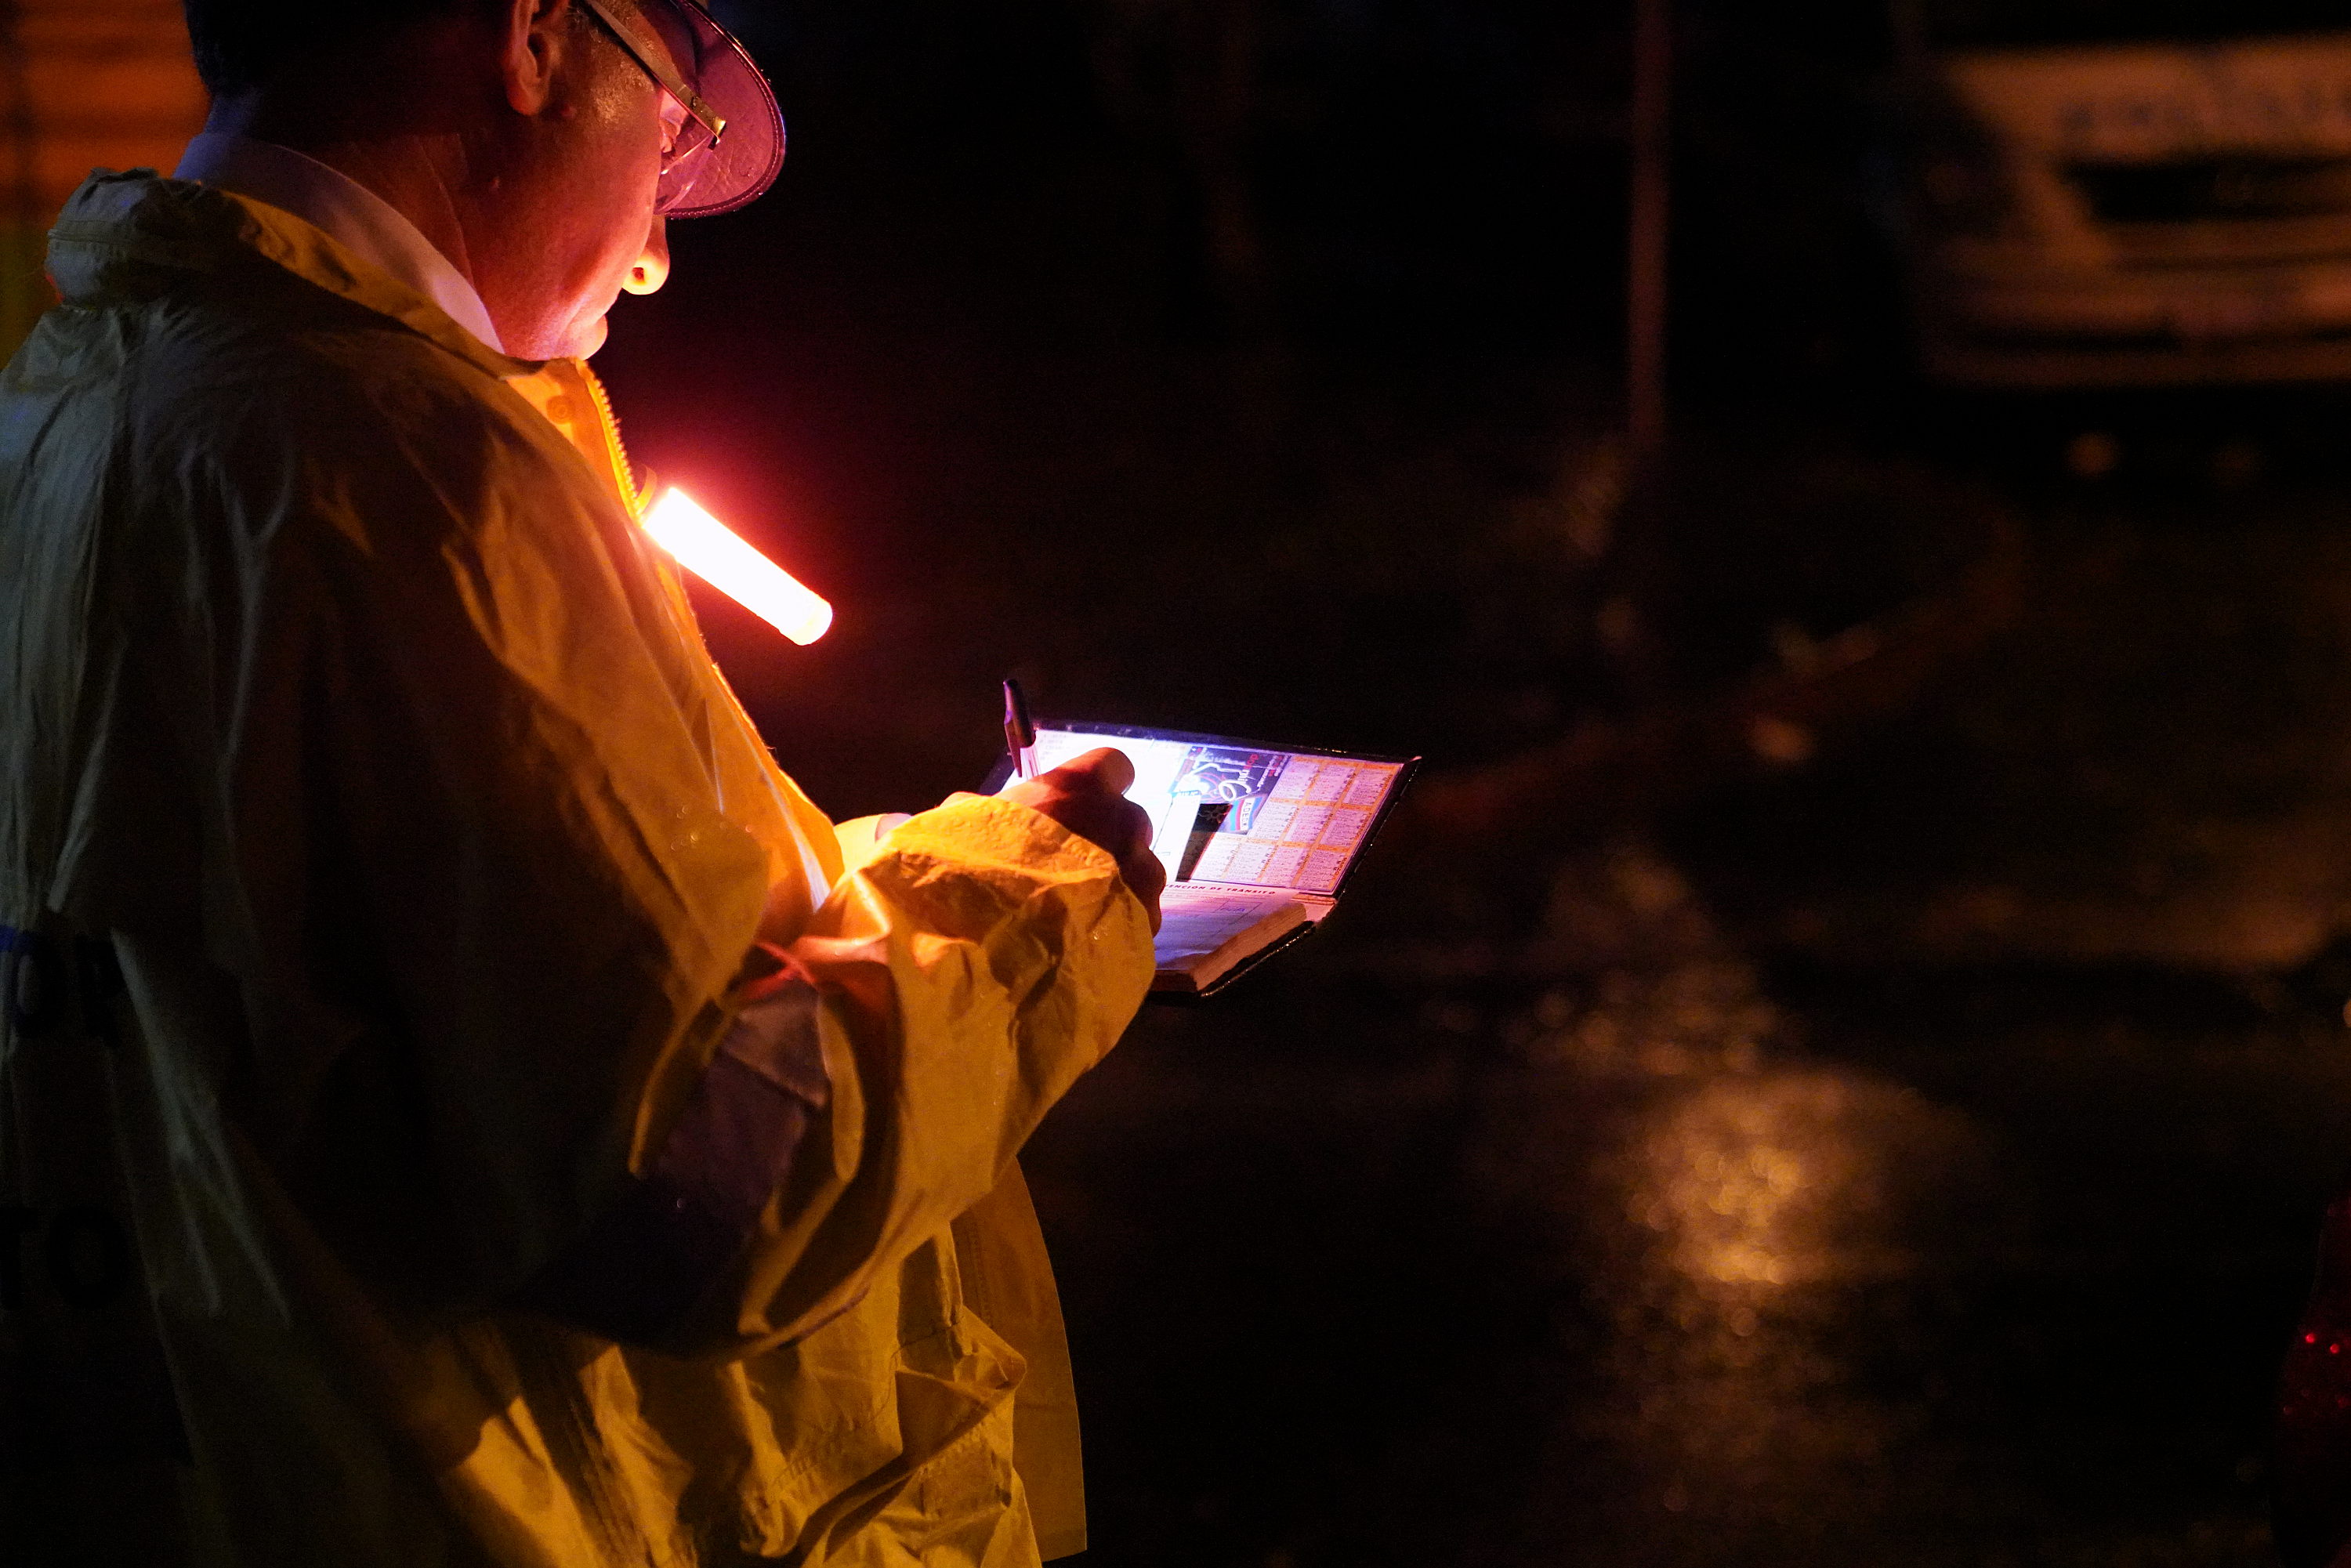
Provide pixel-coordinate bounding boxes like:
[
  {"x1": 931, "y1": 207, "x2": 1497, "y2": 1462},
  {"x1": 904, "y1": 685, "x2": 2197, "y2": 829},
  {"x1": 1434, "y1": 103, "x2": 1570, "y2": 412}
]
[{"x1": 597, "y1": 3, "x2": 2351, "y2": 1563}]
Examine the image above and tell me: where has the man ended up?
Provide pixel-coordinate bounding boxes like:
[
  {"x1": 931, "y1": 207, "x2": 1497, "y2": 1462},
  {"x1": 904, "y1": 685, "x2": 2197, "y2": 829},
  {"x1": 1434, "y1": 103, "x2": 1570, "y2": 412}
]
[{"x1": 0, "y1": 1, "x2": 1166, "y2": 1563}]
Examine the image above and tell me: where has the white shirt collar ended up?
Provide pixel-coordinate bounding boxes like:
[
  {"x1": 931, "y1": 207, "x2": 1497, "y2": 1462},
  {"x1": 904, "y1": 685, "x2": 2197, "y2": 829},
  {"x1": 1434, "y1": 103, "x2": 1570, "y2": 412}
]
[{"x1": 173, "y1": 132, "x2": 505, "y2": 354}]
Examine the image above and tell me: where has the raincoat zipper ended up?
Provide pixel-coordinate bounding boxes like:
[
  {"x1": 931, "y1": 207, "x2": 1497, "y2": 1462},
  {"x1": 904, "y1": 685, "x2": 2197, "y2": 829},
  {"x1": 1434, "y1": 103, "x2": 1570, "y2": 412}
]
[{"x1": 575, "y1": 362, "x2": 642, "y2": 516}]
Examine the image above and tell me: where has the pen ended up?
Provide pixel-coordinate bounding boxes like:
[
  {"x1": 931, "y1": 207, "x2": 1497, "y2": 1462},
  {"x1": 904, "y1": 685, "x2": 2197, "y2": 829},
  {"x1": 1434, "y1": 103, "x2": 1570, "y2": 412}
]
[{"x1": 1002, "y1": 678, "x2": 1040, "y2": 780}]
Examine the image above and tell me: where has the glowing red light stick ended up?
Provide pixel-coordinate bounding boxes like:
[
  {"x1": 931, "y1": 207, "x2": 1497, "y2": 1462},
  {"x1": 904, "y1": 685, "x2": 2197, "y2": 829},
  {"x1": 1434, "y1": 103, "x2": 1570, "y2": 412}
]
[{"x1": 641, "y1": 487, "x2": 833, "y2": 646}]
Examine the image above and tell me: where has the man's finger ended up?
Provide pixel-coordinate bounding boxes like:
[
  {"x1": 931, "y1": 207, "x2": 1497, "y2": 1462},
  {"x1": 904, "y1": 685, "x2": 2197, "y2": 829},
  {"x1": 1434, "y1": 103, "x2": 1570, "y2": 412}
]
[
  {"x1": 1120, "y1": 843, "x2": 1167, "y2": 932},
  {"x1": 1127, "y1": 847, "x2": 1168, "y2": 904},
  {"x1": 1056, "y1": 745, "x2": 1136, "y2": 797},
  {"x1": 1114, "y1": 798, "x2": 1154, "y2": 858}
]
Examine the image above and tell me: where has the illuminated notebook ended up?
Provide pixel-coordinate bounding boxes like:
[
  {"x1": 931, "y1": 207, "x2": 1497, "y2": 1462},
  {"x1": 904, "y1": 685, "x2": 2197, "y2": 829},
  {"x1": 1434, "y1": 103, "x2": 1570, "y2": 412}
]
[{"x1": 993, "y1": 722, "x2": 1419, "y2": 997}]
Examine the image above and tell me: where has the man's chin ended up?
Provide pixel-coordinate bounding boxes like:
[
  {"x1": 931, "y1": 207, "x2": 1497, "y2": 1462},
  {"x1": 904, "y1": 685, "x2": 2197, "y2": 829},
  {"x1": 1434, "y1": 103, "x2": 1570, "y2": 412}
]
[
  {"x1": 500, "y1": 312, "x2": 610, "y2": 363},
  {"x1": 571, "y1": 315, "x2": 611, "y2": 360}
]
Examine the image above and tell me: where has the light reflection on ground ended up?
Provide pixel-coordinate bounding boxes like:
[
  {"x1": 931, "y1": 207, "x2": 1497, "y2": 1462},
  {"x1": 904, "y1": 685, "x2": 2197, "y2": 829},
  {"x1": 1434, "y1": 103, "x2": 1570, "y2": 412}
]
[
  {"x1": 1027, "y1": 838, "x2": 2338, "y2": 1567},
  {"x1": 1633, "y1": 1067, "x2": 1992, "y2": 1291},
  {"x1": 1459, "y1": 930, "x2": 2036, "y2": 1564}
]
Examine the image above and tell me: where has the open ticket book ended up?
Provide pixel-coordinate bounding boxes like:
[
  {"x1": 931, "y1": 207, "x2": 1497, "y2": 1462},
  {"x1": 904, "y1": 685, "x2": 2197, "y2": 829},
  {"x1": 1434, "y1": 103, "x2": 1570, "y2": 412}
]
[{"x1": 998, "y1": 722, "x2": 1418, "y2": 998}]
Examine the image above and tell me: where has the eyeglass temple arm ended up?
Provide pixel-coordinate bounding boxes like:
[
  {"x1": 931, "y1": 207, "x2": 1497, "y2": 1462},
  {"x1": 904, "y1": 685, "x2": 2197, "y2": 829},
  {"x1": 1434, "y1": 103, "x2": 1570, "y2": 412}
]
[{"x1": 575, "y1": 0, "x2": 728, "y2": 143}]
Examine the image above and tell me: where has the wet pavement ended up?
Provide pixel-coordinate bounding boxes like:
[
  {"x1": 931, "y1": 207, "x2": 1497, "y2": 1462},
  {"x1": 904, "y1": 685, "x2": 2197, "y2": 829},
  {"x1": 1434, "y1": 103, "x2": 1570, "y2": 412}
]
[
  {"x1": 1026, "y1": 875, "x2": 2351, "y2": 1567},
  {"x1": 995, "y1": 473, "x2": 2351, "y2": 1564},
  {"x1": 881, "y1": 447, "x2": 2351, "y2": 1560}
]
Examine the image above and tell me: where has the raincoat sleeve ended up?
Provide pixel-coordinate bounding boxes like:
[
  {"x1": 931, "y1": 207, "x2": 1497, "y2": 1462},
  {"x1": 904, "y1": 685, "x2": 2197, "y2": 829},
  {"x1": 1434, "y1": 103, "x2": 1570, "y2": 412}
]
[
  {"x1": 179, "y1": 347, "x2": 1151, "y2": 1341},
  {"x1": 525, "y1": 792, "x2": 1155, "y2": 1357},
  {"x1": 665, "y1": 797, "x2": 1148, "y2": 1357}
]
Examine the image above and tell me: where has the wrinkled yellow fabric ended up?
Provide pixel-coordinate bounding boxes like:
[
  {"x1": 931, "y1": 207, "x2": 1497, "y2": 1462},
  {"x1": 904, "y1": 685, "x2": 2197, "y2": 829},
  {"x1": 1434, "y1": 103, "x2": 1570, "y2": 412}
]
[{"x1": 0, "y1": 170, "x2": 1150, "y2": 1567}]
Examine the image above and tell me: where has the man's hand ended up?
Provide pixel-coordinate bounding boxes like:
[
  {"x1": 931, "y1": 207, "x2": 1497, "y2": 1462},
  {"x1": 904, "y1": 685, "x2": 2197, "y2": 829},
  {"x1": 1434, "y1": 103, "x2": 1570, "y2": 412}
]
[{"x1": 1001, "y1": 748, "x2": 1166, "y2": 932}]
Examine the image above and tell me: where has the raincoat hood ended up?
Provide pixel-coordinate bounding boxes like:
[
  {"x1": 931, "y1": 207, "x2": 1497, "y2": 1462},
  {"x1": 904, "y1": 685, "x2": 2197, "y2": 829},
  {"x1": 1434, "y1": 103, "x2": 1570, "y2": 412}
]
[{"x1": 43, "y1": 172, "x2": 213, "y2": 306}]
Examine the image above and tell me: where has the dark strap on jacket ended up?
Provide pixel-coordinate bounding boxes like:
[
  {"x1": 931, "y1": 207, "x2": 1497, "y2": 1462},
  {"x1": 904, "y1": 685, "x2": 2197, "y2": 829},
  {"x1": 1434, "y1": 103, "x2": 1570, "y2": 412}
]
[{"x1": 517, "y1": 967, "x2": 830, "y2": 1348}]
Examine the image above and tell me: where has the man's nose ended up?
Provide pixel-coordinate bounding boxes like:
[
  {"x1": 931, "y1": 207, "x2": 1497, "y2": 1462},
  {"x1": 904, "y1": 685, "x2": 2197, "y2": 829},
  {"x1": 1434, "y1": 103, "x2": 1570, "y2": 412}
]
[{"x1": 625, "y1": 215, "x2": 669, "y2": 295}]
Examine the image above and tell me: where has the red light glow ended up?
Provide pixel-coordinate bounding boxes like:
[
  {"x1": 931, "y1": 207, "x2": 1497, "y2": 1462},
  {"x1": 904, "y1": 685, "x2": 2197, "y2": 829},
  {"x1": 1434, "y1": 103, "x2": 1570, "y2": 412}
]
[{"x1": 641, "y1": 487, "x2": 832, "y2": 646}]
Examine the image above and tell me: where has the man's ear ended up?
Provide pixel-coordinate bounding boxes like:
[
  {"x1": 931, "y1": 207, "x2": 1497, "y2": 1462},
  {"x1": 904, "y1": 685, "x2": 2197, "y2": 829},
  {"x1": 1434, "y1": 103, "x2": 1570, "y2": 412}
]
[{"x1": 498, "y1": 0, "x2": 574, "y2": 115}]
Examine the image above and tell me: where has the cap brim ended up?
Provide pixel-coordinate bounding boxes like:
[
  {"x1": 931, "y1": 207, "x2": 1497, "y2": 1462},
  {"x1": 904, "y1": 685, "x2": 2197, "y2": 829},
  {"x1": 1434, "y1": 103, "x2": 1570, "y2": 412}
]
[{"x1": 651, "y1": 0, "x2": 784, "y2": 219}]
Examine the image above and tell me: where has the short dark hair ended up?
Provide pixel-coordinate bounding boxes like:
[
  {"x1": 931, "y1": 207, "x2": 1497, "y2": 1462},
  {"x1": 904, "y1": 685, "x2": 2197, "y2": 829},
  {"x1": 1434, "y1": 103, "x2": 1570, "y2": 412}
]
[{"x1": 180, "y1": 0, "x2": 493, "y2": 97}]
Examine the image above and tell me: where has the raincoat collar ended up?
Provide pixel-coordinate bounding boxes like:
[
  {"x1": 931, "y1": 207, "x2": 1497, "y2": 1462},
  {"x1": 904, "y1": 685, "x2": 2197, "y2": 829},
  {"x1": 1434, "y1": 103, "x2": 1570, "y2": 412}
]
[
  {"x1": 172, "y1": 133, "x2": 506, "y2": 355},
  {"x1": 46, "y1": 169, "x2": 538, "y2": 386},
  {"x1": 48, "y1": 170, "x2": 646, "y2": 520}
]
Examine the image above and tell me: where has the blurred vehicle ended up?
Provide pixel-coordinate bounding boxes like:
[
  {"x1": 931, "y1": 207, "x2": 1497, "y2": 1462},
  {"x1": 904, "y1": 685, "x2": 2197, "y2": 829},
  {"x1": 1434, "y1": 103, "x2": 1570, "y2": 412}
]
[{"x1": 1893, "y1": 19, "x2": 2351, "y2": 386}]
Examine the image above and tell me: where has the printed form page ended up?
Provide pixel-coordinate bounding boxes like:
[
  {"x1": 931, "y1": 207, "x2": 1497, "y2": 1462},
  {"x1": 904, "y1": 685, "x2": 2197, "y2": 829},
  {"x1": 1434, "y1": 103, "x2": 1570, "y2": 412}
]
[{"x1": 1028, "y1": 730, "x2": 1406, "y2": 897}]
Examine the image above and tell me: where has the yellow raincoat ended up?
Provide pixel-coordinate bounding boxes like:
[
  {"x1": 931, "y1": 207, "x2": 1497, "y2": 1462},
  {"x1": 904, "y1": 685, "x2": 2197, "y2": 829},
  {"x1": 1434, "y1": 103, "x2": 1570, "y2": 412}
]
[{"x1": 0, "y1": 170, "x2": 1154, "y2": 1566}]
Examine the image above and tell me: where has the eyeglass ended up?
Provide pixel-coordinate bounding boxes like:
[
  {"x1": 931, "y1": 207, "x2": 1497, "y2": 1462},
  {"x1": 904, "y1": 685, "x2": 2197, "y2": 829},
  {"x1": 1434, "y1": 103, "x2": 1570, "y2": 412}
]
[
  {"x1": 573, "y1": 0, "x2": 784, "y2": 218},
  {"x1": 577, "y1": 0, "x2": 723, "y2": 161}
]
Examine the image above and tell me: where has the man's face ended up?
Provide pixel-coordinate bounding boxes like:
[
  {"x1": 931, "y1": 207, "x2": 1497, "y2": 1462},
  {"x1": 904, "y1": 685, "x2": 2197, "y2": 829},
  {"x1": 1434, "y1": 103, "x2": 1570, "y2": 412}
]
[{"x1": 489, "y1": 0, "x2": 685, "y2": 358}]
